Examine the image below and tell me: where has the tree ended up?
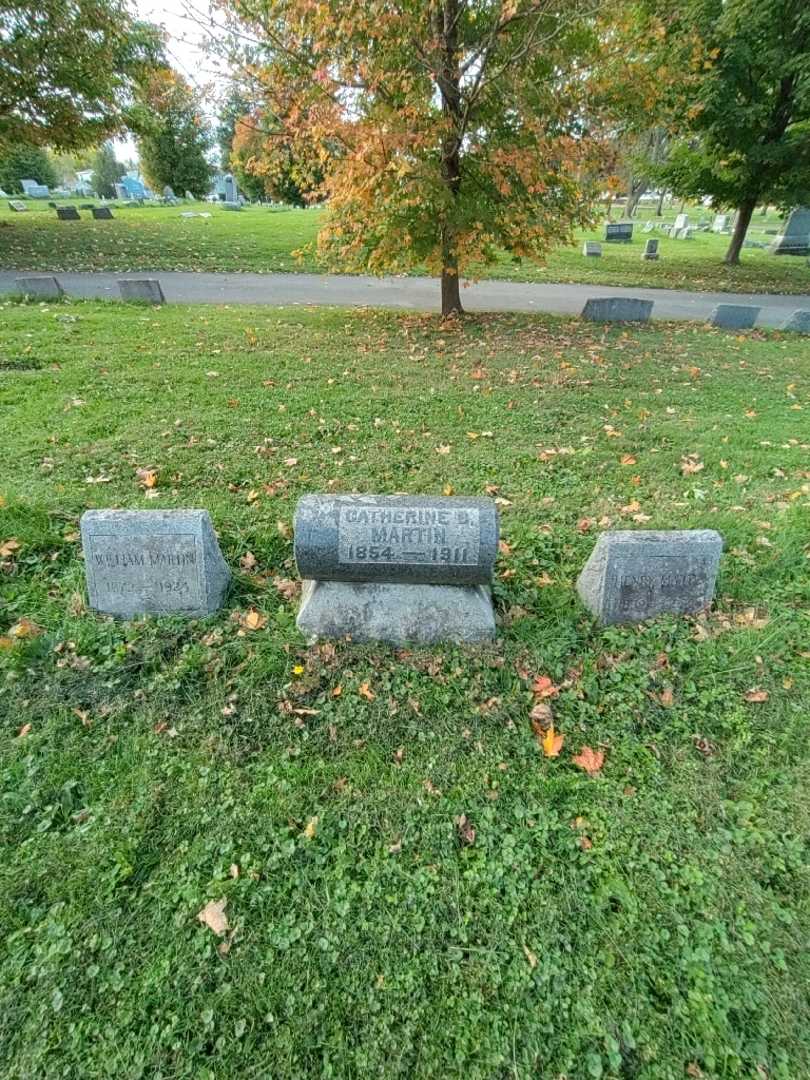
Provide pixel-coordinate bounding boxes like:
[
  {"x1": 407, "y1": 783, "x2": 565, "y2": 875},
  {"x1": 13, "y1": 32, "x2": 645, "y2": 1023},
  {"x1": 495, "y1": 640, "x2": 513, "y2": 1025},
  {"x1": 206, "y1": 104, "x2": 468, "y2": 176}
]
[
  {"x1": 0, "y1": 0, "x2": 164, "y2": 151},
  {"x1": 217, "y1": 84, "x2": 255, "y2": 171},
  {"x1": 137, "y1": 69, "x2": 213, "y2": 197},
  {"x1": 0, "y1": 143, "x2": 58, "y2": 192},
  {"x1": 642, "y1": 0, "x2": 810, "y2": 264},
  {"x1": 230, "y1": 109, "x2": 325, "y2": 206},
  {"x1": 91, "y1": 143, "x2": 126, "y2": 198},
  {"x1": 220, "y1": 0, "x2": 613, "y2": 315}
]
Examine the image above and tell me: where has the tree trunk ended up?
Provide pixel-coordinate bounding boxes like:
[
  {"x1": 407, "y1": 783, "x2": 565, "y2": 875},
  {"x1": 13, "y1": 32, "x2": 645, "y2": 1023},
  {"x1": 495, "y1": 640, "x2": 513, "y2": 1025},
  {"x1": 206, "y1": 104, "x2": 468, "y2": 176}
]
[
  {"x1": 724, "y1": 195, "x2": 757, "y2": 265},
  {"x1": 656, "y1": 190, "x2": 666, "y2": 216},
  {"x1": 436, "y1": 0, "x2": 463, "y2": 317}
]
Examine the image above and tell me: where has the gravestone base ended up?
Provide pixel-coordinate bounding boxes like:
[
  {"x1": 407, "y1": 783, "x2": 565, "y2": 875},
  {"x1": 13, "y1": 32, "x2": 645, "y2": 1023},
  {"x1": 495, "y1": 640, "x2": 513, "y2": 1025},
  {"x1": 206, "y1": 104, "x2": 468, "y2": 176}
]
[
  {"x1": 15, "y1": 275, "x2": 63, "y2": 299},
  {"x1": 780, "y1": 309, "x2": 810, "y2": 333},
  {"x1": 297, "y1": 579, "x2": 496, "y2": 645},
  {"x1": 582, "y1": 297, "x2": 653, "y2": 323},
  {"x1": 118, "y1": 278, "x2": 165, "y2": 303},
  {"x1": 710, "y1": 304, "x2": 760, "y2": 329}
]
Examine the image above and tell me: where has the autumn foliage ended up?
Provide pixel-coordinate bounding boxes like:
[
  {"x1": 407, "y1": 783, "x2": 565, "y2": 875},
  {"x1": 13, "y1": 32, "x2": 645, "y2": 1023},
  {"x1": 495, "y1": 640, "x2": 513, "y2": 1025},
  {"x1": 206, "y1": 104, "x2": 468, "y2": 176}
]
[{"x1": 220, "y1": 0, "x2": 615, "y2": 313}]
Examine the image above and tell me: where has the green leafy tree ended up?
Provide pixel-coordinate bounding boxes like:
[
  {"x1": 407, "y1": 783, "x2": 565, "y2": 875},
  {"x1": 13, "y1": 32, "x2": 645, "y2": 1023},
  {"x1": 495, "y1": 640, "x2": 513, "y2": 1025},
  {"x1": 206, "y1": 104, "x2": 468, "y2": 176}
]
[
  {"x1": 137, "y1": 68, "x2": 213, "y2": 197},
  {"x1": 0, "y1": 0, "x2": 164, "y2": 150},
  {"x1": 0, "y1": 143, "x2": 58, "y2": 192},
  {"x1": 644, "y1": 0, "x2": 810, "y2": 263},
  {"x1": 91, "y1": 143, "x2": 126, "y2": 198}
]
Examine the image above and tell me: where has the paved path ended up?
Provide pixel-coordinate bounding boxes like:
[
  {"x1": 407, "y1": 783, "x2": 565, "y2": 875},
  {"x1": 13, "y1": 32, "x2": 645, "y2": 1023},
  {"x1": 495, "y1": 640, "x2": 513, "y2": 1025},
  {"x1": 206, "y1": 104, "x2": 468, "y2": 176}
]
[{"x1": 2, "y1": 270, "x2": 808, "y2": 326}]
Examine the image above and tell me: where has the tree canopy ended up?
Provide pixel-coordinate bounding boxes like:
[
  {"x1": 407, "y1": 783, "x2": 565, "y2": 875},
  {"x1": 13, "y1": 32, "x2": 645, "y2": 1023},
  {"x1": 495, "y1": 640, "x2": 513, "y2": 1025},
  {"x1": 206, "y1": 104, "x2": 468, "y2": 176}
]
[
  {"x1": 0, "y1": 143, "x2": 58, "y2": 192},
  {"x1": 137, "y1": 68, "x2": 213, "y2": 198},
  {"x1": 221, "y1": 0, "x2": 615, "y2": 314},
  {"x1": 0, "y1": 0, "x2": 164, "y2": 150}
]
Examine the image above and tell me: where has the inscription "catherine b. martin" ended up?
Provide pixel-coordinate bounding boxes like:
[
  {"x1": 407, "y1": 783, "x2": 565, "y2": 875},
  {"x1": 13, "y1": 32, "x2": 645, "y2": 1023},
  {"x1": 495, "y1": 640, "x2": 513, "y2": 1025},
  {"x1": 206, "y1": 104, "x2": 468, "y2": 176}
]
[{"x1": 338, "y1": 505, "x2": 480, "y2": 566}]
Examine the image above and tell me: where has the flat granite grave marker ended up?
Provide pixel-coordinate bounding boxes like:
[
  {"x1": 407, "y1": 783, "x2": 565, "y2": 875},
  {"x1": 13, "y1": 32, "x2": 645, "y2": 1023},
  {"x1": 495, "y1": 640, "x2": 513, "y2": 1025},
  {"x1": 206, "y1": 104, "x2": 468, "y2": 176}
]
[
  {"x1": 582, "y1": 241, "x2": 602, "y2": 257},
  {"x1": 91, "y1": 207, "x2": 114, "y2": 220},
  {"x1": 118, "y1": 278, "x2": 165, "y2": 303},
  {"x1": 56, "y1": 206, "x2": 81, "y2": 220},
  {"x1": 80, "y1": 509, "x2": 230, "y2": 618},
  {"x1": 294, "y1": 494, "x2": 499, "y2": 644},
  {"x1": 581, "y1": 297, "x2": 653, "y2": 323},
  {"x1": 605, "y1": 222, "x2": 633, "y2": 243},
  {"x1": 642, "y1": 238, "x2": 659, "y2": 260},
  {"x1": 15, "y1": 275, "x2": 63, "y2": 300},
  {"x1": 8, "y1": 200, "x2": 28, "y2": 212},
  {"x1": 710, "y1": 303, "x2": 760, "y2": 329},
  {"x1": 577, "y1": 529, "x2": 722, "y2": 625},
  {"x1": 780, "y1": 310, "x2": 810, "y2": 333}
]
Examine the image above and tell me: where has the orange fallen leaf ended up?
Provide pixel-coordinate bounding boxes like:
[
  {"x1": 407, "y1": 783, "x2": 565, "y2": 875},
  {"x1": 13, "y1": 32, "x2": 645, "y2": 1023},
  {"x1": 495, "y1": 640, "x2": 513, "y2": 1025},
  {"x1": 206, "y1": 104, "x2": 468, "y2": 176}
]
[
  {"x1": 532, "y1": 675, "x2": 559, "y2": 699},
  {"x1": 332, "y1": 684, "x2": 343, "y2": 697},
  {"x1": 303, "y1": 816, "x2": 318, "y2": 839},
  {"x1": 241, "y1": 609, "x2": 267, "y2": 631},
  {"x1": 572, "y1": 746, "x2": 605, "y2": 776},
  {"x1": 620, "y1": 454, "x2": 637, "y2": 465},
  {"x1": 9, "y1": 618, "x2": 41, "y2": 639},
  {"x1": 744, "y1": 688, "x2": 769, "y2": 703},
  {"x1": 541, "y1": 724, "x2": 564, "y2": 758},
  {"x1": 0, "y1": 538, "x2": 21, "y2": 557},
  {"x1": 358, "y1": 682, "x2": 375, "y2": 701},
  {"x1": 18, "y1": 723, "x2": 32, "y2": 738},
  {"x1": 197, "y1": 898, "x2": 229, "y2": 937},
  {"x1": 135, "y1": 468, "x2": 158, "y2": 488}
]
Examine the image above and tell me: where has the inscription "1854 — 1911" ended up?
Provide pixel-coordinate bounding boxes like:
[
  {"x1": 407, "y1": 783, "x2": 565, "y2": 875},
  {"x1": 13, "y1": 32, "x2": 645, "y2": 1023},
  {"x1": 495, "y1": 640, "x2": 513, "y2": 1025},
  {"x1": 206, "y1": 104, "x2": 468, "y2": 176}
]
[{"x1": 338, "y1": 505, "x2": 480, "y2": 566}]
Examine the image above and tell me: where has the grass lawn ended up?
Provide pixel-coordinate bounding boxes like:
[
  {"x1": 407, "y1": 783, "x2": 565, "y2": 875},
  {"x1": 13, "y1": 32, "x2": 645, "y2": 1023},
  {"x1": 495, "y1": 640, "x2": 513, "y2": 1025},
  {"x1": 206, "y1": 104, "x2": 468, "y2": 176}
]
[
  {"x1": 2, "y1": 199, "x2": 810, "y2": 295},
  {"x1": 1, "y1": 298, "x2": 809, "y2": 1079}
]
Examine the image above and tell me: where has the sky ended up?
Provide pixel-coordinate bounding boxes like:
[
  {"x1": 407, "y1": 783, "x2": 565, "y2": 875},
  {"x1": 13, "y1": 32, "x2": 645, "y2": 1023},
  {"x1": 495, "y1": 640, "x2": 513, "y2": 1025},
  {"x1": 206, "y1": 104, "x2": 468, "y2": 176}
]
[{"x1": 114, "y1": 0, "x2": 228, "y2": 163}]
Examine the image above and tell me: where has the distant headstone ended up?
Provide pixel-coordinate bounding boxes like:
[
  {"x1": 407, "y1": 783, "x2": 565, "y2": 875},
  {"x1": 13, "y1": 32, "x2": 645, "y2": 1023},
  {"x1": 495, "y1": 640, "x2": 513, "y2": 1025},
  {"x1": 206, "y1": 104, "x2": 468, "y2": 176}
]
[
  {"x1": 711, "y1": 214, "x2": 730, "y2": 233},
  {"x1": 605, "y1": 222, "x2": 633, "y2": 243},
  {"x1": 779, "y1": 310, "x2": 810, "y2": 333},
  {"x1": 672, "y1": 213, "x2": 689, "y2": 231},
  {"x1": 114, "y1": 182, "x2": 127, "y2": 200},
  {"x1": 581, "y1": 297, "x2": 654, "y2": 323},
  {"x1": 642, "y1": 220, "x2": 655, "y2": 232},
  {"x1": 582, "y1": 241, "x2": 602, "y2": 257},
  {"x1": 709, "y1": 304, "x2": 760, "y2": 329},
  {"x1": 769, "y1": 207, "x2": 810, "y2": 255},
  {"x1": 118, "y1": 278, "x2": 165, "y2": 303},
  {"x1": 577, "y1": 529, "x2": 722, "y2": 625},
  {"x1": 20, "y1": 179, "x2": 49, "y2": 198},
  {"x1": 185, "y1": 190, "x2": 195, "y2": 200},
  {"x1": 222, "y1": 201, "x2": 242, "y2": 211},
  {"x1": 15, "y1": 275, "x2": 64, "y2": 300},
  {"x1": 80, "y1": 509, "x2": 231, "y2": 618},
  {"x1": 0, "y1": 187, "x2": 8, "y2": 197},
  {"x1": 91, "y1": 207, "x2": 114, "y2": 220},
  {"x1": 8, "y1": 200, "x2": 28, "y2": 212},
  {"x1": 673, "y1": 226, "x2": 693, "y2": 240},
  {"x1": 642, "y1": 238, "x2": 659, "y2": 260},
  {"x1": 294, "y1": 494, "x2": 499, "y2": 644},
  {"x1": 80, "y1": 203, "x2": 96, "y2": 210},
  {"x1": 56, "y1": 206, "x2": 81, "y2": 220},
  {"x1": 163, "y1": 185, "x2": 176, "y2": 198}
]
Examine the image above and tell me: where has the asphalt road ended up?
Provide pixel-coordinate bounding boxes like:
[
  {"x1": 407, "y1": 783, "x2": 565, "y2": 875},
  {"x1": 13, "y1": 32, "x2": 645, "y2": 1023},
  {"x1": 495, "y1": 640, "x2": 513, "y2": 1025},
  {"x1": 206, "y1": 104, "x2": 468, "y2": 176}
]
[{"x1": 2, "y1": 269, "x2": 808, "y2": 326}]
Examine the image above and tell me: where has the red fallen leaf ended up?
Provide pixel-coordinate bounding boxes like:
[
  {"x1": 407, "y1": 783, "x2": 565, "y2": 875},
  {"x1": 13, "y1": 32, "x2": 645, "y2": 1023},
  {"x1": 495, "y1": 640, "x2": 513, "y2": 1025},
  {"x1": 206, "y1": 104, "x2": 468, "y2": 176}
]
[
  {"x1": 532, "y1": 675, "x2": 559, "y2": 699},
  {"x1": 744, "y1": 688, "x2": 769, "y2": 703},
  {"x1": 572, "y1": 746, "x2": 605, "y2": 776},
  {"x1": 577, "y1": 517, "x2": 593, "y2": 533}
]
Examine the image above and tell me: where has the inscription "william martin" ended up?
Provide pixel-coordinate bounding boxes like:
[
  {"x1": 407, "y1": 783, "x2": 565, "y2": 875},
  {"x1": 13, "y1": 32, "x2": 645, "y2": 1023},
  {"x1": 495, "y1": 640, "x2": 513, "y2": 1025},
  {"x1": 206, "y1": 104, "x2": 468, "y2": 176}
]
[{"x1": 93, "y1": 550, "x2": 196, "y2": 569}]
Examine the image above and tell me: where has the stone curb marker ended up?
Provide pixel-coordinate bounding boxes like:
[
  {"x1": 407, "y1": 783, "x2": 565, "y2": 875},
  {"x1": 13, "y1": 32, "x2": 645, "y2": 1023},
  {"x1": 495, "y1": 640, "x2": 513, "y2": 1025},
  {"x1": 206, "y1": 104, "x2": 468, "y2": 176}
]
[
  {"x1": 577, "y1": 529, "x2": 722, "y2": 625},
  {"x1": 294, "y1": 494, "x2": 499, "y2": 644},
  {"x1": 80, "y1": 509, "x2": 231, "y2": 618},
  {"x1": 581, "y1": 297, "x2": 654, "y2": 323},
  {"x1": 15, "y1": 275, "x2": 63, "y2": 300},
  {"x1": 709, "y1": 304, "x2": 760, "y2": 330},
  {"x1": 118, "y1": 278, "x2": 165, "y2": 303},
  {"x1": 780, "y1": 310, "x2": 810, "y2": 333}
]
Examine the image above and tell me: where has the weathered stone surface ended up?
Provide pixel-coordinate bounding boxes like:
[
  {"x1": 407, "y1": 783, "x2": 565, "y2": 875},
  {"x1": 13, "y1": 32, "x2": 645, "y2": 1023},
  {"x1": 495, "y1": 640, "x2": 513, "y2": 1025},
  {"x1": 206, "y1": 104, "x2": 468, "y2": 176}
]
[
  {"x1": 294, "y1": 494, "x2": 498, "y2": 586},
  {"x1": 769, "y1": 207, "x2": 810, "y2": 255},
  {"x1": 642, "y1": 238, "x2": 659, "y2": 260},
  {"x1": 91, "y1": 207, "x2": 114, "y2": 220},
  {"x1": 297, "y1": 580, "x2": 496, "y2": 645},
  {"x1": 709, "y1": 303, "x2": 760, "y2": 329},
  {"x1": 577, "y1": 529, "x2": 722, "y2": 625},
  {"x1": 222, "y1": 201, "x2": 242, "y2": 211},
  {"x1": 15, "y1": 275, "x2": 63, "y2": 300},
  {"x1": 581, "y1": 297, "x2": 653, "y2": 323},
  {"x1": 56, "y1": 206, "x2": 80, "y2": 220},
  {"x1": 672, "y1": 213, "x2": 689, "y2": 231},
  {"x1": 711, "y1": 214, "x2": 730, "y2": 233},
  {"x1": 604, "y1": 222, "x2": 633, "y2": 243},
  {"x1": 80, "y1": 509, "x2": 230, "y2": 618},
  {"x1": 118, "y1": 278, "x2": 165, "y2": 303},
  {"x1": 8, "y1": 199, "x2": 27, "y2": 212},
  {"x1": 780, "y1": 309, "x2": 810, "y2": 333},
  {"x1": 582, "y1": 241, "x2": 602, "y2": 257}
]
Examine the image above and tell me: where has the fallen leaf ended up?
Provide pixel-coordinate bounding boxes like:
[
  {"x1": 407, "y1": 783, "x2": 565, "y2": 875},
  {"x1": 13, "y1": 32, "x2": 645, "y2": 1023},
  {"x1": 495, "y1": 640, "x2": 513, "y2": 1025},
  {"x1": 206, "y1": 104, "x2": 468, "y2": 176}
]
[
  {"x1": 242, "y1": 609, "x2": 267, "y2": 631},
  {"x1": 455, "y1": 814, "x2": 476, "y2": 845},
  {"x1": 239, "y1": 551, "x2": 258, "y2": 570},
  {"x1": 358, "y1": 682, "x2": 375, "y2": 701},
  {"x1": 0, "y1": 538, "x2": 21, "y2": 557},
  {"x1": 532, "y1": 675, "x2": 559, "y2": 699},
  {"x1": 541, "y1": 724, "x2": 564, "y2": 758},
  {"x1": 332, "y1": 684, "x2": 342, "y2": 697},
  {"x1": 659, "y1": 687, "x2": 674, "y2": 708},
  {"x1": 18, "y1": 723, "x2": 32, "y2": 738},
  {"x1": 273, "y1": 576, "x2": 300, "y2": 601},
  {"x1": 744, "y1": 688, "x2": 769, "y2": 703},
  {"x1": 572, "y1": 746, "x2": 605, "y2": 776},
  {"x1": 135, "y1": 467, "x2": 158, "y2": 489},
  {"x1": 9, "y1": 618, "x2": 42, "y2": 639},
  {"x1": 303, "y1": 816, "x2": 318, "y2": 839},
  {"x1": 276, "y1": 520, "x2": 292, "y2": 540},
  {"x1": 197, "y1": 898, "x2": 229, "y2": 937},
  {"x1": 523, "y1": 944, "x2": 538, "y2": 969},
  {"x1": 620, "y1": 454, "x2": 637, "y2": 465},
  {"x1": 530, "y1": 701, "x2": 553, "y2": 730},
  {"x1": 442, "y1": 483, "x2": 454, "y2": 496}
]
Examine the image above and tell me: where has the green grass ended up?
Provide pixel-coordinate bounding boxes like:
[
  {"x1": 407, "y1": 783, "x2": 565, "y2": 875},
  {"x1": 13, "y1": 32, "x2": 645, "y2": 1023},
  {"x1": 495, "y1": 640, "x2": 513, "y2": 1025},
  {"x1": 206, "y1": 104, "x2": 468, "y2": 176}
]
[
  {"x1": 2, "y1": 199, "x2": 810, "y2": 294},
  {"x1": 1, "y1": 299, "x2": 809, "y2": 1079}
]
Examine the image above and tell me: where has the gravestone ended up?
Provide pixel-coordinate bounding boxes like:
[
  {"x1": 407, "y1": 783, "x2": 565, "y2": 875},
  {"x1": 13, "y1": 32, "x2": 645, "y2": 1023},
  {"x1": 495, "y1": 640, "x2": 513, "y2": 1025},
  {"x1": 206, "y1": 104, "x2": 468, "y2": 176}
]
[
  {"x1": 80, "y1": 203, "x2": 96, "y2": 210},
  {"x1": 222, "y1": 201, "x2": 242, "y2": 211},
  {"x1": 642, "y1": 238, "x2": 659, "y2": 260},
  {"x1": 56, "y1": 206, "x2": 81, "y2": 220},
  {"x1": 8, "y1": 200, "x2": 28, "y2": 212},
  {"x1": 605, "y1": 222, "x2": 633, "y2": 243},
  {"x1": 15, "y1": 275, "x2": 63, "y2": 300},
  {"x1": 80, "y1": 509, "x2": 230, "y2": 618},
  {"x1": 114, "y1": 182, "x2": 127, "y2": 200},
  {"x1": 709, "y1": 304, "x2": 760, "y2": 329},
  {"x1": 20, "y1": 179, "x2": 49, "y2": 198},
  {"x1": 294, "y1": 494, "x2": 499, "y2": 644},
  {"x1": 581, "y1": 297, "x2": 653, "y2": 323},
  {"x1": 643, "y1": 220, "x2": 655, "y2": 232},
  {"x1": 91, "y1": 207, "x2": 114, "y2": 220},
  {"x1": 674, "y1": 226, "x2": 692, "y2": 239},
  {"x1": 582, "y1": 241, "x2": 602, "y2": 257},
  {"x1": 185, "y1": 190, "x2": 195, "y2": 200},
  {"x1": 769, "y1": 207, "x2": 810, "y2": 255},
  {"x1": 780, "y1": 310, "x2": 810, "y2": 333},
  {"x1": 577, "y1": 529, "x2": 722, "y2": 625},
  {"x1": 118, "y1": 278, "x2": 165, "y2": 303},
  {"x1": 672, "y1": 213, "x2": 689, "y2": 231}
]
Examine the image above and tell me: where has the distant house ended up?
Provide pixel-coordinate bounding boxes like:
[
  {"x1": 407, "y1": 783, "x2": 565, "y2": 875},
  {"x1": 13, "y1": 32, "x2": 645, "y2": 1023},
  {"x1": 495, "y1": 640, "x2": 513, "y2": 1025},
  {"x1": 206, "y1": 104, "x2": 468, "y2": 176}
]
[{"x1": 74, "y1": 169, "x2": 96, "y2": 196}]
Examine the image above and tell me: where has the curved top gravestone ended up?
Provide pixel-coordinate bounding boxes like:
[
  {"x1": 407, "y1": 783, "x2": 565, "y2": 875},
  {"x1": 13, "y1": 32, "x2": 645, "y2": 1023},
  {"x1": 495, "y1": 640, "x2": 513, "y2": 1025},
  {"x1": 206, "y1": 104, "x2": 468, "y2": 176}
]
[{"x1": 294, "y1": 494, "x2": 499, "y2": 586}]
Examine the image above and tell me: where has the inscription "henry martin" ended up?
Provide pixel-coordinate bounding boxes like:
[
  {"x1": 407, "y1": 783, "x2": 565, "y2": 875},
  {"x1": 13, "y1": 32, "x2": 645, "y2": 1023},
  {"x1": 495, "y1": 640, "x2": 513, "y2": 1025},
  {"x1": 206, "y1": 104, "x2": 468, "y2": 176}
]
[{"x1": 338, "y1": 505, "x2": 480, "y2": 566}]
